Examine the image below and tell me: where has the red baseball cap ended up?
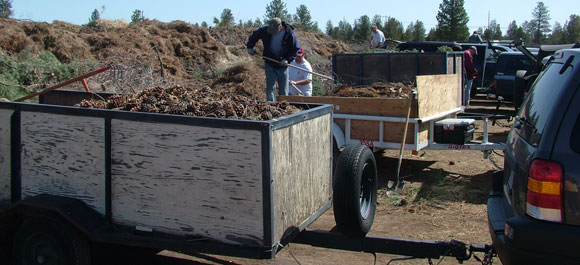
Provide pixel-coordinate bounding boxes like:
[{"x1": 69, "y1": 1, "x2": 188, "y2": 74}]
[{"x1": 297, "y1": 47, "x2": 304, "y2": 56}]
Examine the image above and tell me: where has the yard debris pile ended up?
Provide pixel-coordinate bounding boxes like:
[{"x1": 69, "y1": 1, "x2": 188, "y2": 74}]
[
  {"x1": 76, "y1": 85, "x2": 301, "y2": 120},
  {"x1": 330, "y1": 82, "x2": 415, "y2": 98}
]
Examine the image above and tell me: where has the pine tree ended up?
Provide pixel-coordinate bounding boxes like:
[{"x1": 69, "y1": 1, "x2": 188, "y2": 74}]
[
  {"x1": 383, "y1": 17, "x2": 404, "y2": 41},
  {"x1": 435, "y1": 0, "x2": 470, "y2": 41},
  {"x1": 564, "y1": 14, "x2": 580, "y2": 43},
  {"x1": 405, "y1": 20, "x2": 426, "y2": 41},
  {"x1": 353, "y1": 15, "x2": 371, "y2": 44},
  {"x1": 326, "y1": 20, "x2": 334, "y2": 36},
  {"x1": 218, "y1": 8, "x2": 235, "y2": 27},
  {"x1": 483, "y1": 19, "x2": 502, "y2": 40},
  {"x1": 87, "y1": 9, "x2": 101, "y2": 27},
  {"x1": 130, "y1": 9, "x2": 145, "y2": 24},
  {"x1": 530, "y1": 2, "x2": 551, "y2": 44},
  {"x1": 0, "y1": 0, "x2": 13, "y2": 18},
  {"x1": 372, "y1": 15, "x2": 383, "y2": 31},
  {"x1": 293, "y1": 5, "x2": 318, "y2": 32},
  {"x1": 264, "y1": 0, "x2": 291, "y2": 24}
]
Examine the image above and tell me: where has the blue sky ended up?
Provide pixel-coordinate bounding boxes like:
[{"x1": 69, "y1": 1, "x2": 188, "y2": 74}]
[{"x1": 11, "y1": 0, "x2": 578, "y2": 32}]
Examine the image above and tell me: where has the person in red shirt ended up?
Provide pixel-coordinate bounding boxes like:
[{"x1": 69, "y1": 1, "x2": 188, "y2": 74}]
[{"x1": 463, "y1": 46, "x2": 478, "y2": 106}]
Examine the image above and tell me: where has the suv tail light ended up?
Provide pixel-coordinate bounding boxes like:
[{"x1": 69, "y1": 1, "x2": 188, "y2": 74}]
[
  {"x1": 493, "y1": 80, "x2": 497, "y2": 89},
  {"x1": 526, "y1": 159, "x2": 563, "y2": 223}
]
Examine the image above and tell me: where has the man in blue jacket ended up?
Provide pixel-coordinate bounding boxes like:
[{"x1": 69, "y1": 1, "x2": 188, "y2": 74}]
[{"x1": 246, "y1": 17, "x2": 300, "y2": 101}]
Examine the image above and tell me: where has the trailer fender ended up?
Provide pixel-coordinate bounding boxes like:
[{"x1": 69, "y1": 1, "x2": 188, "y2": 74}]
[
  {"x1": 332, "y1": 122, "x2": 345, "y2": 150},
  {"x1": 0, "y1": 194, "x2": 106, "y2": 238}
]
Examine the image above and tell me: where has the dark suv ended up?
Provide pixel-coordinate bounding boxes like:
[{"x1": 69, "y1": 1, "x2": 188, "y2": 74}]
[{"x1": 487, "y1": 48, "x2": 580, "y2": 264}]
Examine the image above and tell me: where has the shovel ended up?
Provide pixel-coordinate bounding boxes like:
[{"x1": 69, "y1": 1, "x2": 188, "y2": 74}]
[{"x1": 258, "y1": 54, "x2": 334, "y2": 81}]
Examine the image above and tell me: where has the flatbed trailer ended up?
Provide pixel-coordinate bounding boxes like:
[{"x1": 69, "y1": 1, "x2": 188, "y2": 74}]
[
  {"x1": 279, "y1": 51, "x2": 505, "y2": 154},
  {"x1": 0, "y1": 88, "x2": 496, "y2": 264}
]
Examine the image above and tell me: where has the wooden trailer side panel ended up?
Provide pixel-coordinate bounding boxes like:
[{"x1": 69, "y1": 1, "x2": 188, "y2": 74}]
[
  {"x1": 416, "y1": 74, "x2": 460, "y2": 118},
  {"x1": 19, "y1": 112, "x2": 107, "y2": 214},
  {"x1": 110, "y1": 119, "x2": 265, "y2": 245},
  {"x1": 272, "y1": 114, "x2": 332, "y2": 243},
  {"x1": 277, "y1": 96, "x2": 419, "y2": 118},
  {"x1": 0, "y1": 109, "x2": 13, "y2": 201}
]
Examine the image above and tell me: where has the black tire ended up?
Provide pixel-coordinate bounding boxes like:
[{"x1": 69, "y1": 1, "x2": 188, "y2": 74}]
[
  {"x1": 12, "y1": 215, "x2": 90, "y2": 265},
  {"x1": 333, "y1": 144, "x2": 378, "y2": 237}
]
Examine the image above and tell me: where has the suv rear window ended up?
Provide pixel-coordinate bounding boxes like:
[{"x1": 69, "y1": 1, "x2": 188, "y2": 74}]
[{"x1": 517, "y1": 62, "x2": 573, "y2": 145}]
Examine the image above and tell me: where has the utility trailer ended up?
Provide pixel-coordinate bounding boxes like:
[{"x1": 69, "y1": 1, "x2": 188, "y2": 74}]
[
  {"x1": 279, "y1": 52, "x2": 505, "y2": 153},
  {"x1": 0, "y1": 89, "x2": 494, "y2": 264}
]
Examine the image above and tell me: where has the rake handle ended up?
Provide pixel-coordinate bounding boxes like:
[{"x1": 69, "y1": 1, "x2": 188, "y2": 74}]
[{"x1": 15, "y1": 65, "x2": 111, "y2": 102}]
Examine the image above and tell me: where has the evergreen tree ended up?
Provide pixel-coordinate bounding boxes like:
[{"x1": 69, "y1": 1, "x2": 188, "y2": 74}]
[
  {"x1": 435, "y1": 0, "x2": 470, "y2": 41},
  {"x1": 264, "y1": 0, "x2": 291, "y2": 23},
  {"x1": 530, "y1": 2, "x2": 551, "y2": 44},
  {"x1": 87, "y1": 9, "x2": 101, "y2": 27},
  {"x1": 294, "y1": 5, "x2": 318, "y2": 32},
  {"x1": 483, "y1": 19, "x2": 502, "y2": 40},
  {"x1": 372, "y1": 15, "x2": 383, "y2": 31},
  {"x1": 564, "y1": 14, "x2": 580, "y2": 43},
  {"x1": 337, "y1": 19, "x2": 353, "y2": 42},
  {"x1": 405, "y1": 20, "x2": 426, "y2": 41},
  {"x1": 0, "y1": 0, "x2": 13, "y2": 18},
  {"x1": 353, "y1": 15, "x2": 371, "y2": 43},
  {"x1": 383, "y1": 17, "x2": 404, "y2": 41},
  {"x1": 130, "y1": 9, "x2": 145, "y2": 24},
  {"x1": 506, "y1": 20, "x2": 528, "y2": 42},
  {"x1": 218, "y1": 8, "x2": 235, "y2": 27},
  {"x1": 550, "y1": 22, "x2": 567, "y2": 44},
  {"x1": 326, "y1": 20, "x2": 334, "y2": 36},
  {"x1": 254, "y1": 17, "x2": 263, "y2": 27},
  {"x1": 201, "y1": 21, "x2": 208, "y2": 28},
  {"x1": 426, "y1": 27, "x2": 438, "y2": 41}
]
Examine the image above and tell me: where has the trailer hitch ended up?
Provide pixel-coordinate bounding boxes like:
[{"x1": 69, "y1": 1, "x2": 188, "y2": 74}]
[{"x1": 293, "y1": 229, "x2": 496, "y2": 264}]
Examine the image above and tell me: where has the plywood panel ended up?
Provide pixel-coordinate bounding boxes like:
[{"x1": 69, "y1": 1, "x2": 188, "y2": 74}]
[
  {"x1": 20, "y1": 112, "x2": 106, "y2": 214},
  {"x1": 362, "y1": 54, "x2": 388, "y2": 85},
  {"x1": 335, "y1": 55, "x2": 361, "y2": 85},
  {"x1": 278, "y1": 96, "x2": 418, "y2": 117},
  {"x1": 272, "y1": 114, "x2": 331, "y2": 243},
  {"x1": 0, "y1": 109, "x2": 13, "y2": 201},
  {"x1": 389, "y1": 54, "x2": 417, "y2": 83},
  {"x1": 110, "y1": 119, "x2": 264, "y2": 245},
  {"x1": 416, "y1": 74, "x2": 460, "y2": 118}
]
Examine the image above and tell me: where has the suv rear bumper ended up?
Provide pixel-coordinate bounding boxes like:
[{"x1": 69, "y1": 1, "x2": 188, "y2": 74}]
[{"x1": 487, "y1": 171, "x2": 580, "y2": 265}]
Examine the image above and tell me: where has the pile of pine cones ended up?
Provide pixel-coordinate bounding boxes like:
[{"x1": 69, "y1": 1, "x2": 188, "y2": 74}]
[{"x1": 76, "y1": 86, "x2": 301, "y2": 120}]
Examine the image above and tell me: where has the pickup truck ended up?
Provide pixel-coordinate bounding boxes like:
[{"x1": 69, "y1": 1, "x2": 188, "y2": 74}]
[{"x1": 487, "y1": 48, "x2": 580, "y2": 264}]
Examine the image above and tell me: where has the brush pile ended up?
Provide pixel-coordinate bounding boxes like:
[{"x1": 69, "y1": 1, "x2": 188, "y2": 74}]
[
  {"x1": 331, "y1": 82, "x2": 415, "y2": 98},
  {"x1": 76, "y1": 85, "x2": 301, "y2": 120}
]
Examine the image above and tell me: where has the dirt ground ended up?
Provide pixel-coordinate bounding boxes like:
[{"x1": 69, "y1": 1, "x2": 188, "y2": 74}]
[{"x1": 90, "y1": 95, "x2": 514, "y2": 265}]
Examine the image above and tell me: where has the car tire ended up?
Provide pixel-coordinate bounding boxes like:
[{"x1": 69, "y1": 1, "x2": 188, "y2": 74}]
[
  {"x1": 333, "y1": 144, "x2": 378, "y2": 237},
  {"x1": 12, "y1": 215, "x2": 90, "y2": 265}
]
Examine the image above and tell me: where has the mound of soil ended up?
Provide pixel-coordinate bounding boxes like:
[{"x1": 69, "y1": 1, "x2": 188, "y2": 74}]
[
  {"x1": 76, "y1": 85, "x2": 300, "y2": 120},
  {"x1": 330, "y1": 82, "x2": 415, "y2": 98}
]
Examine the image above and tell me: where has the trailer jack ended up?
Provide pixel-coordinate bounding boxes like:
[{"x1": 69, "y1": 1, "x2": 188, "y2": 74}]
[{"x1": 293, "y1": 229, "x2": 496, "y2": 264}]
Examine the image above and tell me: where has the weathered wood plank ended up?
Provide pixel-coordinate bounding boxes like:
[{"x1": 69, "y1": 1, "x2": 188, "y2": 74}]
[
  {"x1": 278, "y1": 96, "x2": 419, "y2": 117},
  {"x1": 20, "y1": 112, "x2": 106, "y2": 214},
  {"x1": 110, "y1": 119, "x2": 264, "y2": 245},
  {"x1": 0, "y1": 109, "x2": 13, "y2": 201},
  {"x1": 272, "y1": 114, "x2": 332, "y2": 243}
]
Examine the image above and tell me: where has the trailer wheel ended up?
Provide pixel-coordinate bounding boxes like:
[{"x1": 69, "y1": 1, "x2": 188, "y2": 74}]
[
  {"x1": 333, "y1": 144, "x2": 377, "y2": 237},
  {"x1": 12, "y1": 215, "x2": 90, "y2": 265}
]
